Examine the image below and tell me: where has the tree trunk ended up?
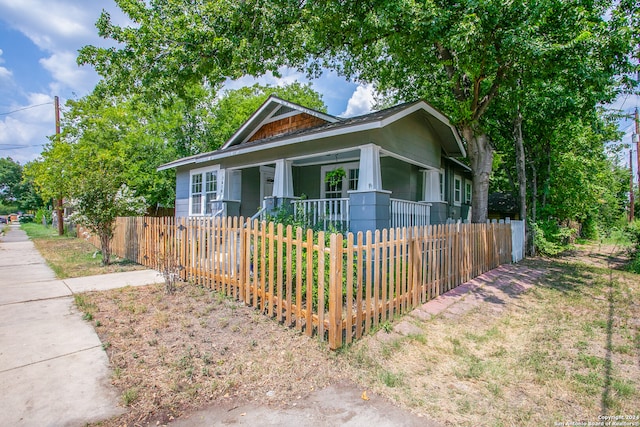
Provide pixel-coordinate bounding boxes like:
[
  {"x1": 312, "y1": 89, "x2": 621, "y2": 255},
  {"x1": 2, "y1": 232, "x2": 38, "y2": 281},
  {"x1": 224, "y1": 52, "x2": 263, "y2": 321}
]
[
  {"x1": 513, "y1": 110, "x2": 527, "y2": 224},
  {"x1": 57, "y1": 197, "x2": 64, "y2": 236},
  {"x1": 542, "y1": 142, "x2": 551, "y2": 209},
  {"x1": 531, "y1": 165, "x2": 537, "y2": 222},
  {"x1": 100, "y1": 232, "x2": 111, "y2": 266},
  {"x1": 461, "y1": 124, "x2": 493, "y2": 223}
]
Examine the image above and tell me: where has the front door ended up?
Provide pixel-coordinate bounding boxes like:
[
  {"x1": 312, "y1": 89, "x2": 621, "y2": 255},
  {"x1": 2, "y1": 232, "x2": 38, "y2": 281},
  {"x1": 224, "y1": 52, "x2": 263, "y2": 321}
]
[{"x1": 260, "y1": 166, "x2": 275, "y2": 202}]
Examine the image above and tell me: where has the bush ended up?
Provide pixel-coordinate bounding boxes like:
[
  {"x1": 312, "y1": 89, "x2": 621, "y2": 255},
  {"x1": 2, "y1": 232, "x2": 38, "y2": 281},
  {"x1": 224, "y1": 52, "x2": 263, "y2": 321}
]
[
  {"x1": 625, "y1": 220, "x2": 640, "y2": 274},
  {"x1": 580, "y1": 215, "x2": 598, "y2": 240},
  {"x1": 532, "y1": 220, "x2": 576, "y2": 257},
  {"x1": 34, "y1": 207, "x2": 51, "y2": 226},
  {"x1": 18, "y1": 214, "x2": 34, "y2": 223},
  {"x1": 626, "y1": 220, "x2": 640, "y2": 249}
]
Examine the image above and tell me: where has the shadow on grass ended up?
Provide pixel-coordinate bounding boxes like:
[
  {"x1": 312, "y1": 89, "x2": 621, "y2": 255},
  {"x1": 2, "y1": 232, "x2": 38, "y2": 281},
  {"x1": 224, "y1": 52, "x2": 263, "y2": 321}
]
[
  {"x1": 601, "y1": 277, "x2": 614, "y2": 416},
  {"x1": 531, "y1": 254, "x2": 624, "y2": 415}
]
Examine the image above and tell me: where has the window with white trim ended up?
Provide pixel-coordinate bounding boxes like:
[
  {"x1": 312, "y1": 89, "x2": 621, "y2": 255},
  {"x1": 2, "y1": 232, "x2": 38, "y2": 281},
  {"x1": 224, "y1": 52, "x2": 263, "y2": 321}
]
[
  {"x1": 348, "y1": 169, "x2": 359, "y2": 191},
  {"x1": 321, "y1": 162, "x2": 359, "y2": 217},
  {"x1": 439, "y1": 169, "x2": 445, "y2": 201},
  {"x1": 190, "y1": 167, "x2": 219, "y2": 215},
  {"x1": 191, "y1": 174, "x2": 203, "y2": 215},
  {"x1": 204, "y1": 171, "x2": 218, "y2": 214},
  {"x1": 320, "y1": 162, "x2": 360, "y2": 198},
  {"x1": 453, "y1": 175, "x2": 462, "y2": 206},
  {"x1": 465, "y1": 180, "x2": 472, "y2": 204}
]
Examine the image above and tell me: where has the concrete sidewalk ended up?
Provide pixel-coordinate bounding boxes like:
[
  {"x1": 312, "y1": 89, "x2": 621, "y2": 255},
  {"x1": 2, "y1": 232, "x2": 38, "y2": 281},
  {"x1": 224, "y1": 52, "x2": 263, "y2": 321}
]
[{"x1": 0, "y1": 224, "x2": 163, "y2": 426}]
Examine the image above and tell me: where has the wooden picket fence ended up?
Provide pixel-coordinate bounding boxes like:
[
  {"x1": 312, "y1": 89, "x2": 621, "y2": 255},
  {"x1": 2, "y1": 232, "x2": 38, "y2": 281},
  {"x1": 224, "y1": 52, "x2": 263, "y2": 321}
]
[{"x1": 81, "y1": 216, "x2": 513, "y2": 349}]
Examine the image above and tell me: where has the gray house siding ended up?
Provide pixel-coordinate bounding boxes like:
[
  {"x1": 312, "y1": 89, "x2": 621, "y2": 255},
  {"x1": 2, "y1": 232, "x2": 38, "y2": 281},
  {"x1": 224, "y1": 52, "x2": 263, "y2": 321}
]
[
  {"x1": 379, "y1": 115, "x2": 441, "y2": 169},
  {"x1": 175, "y1": 167, "x2": 190, "y2": 217},
  {"x1": 381, "y1": 157, "x2": 421, "y2": 201},
  {"x1": 435, "y1": 158, "x2": 473, "y2": 224},
  {"x1": 186, "y1": 114, "x2": 441, "y2": 174},
  {"x1": 430, "y1": 202, "x2": 449, "y2": 224},
  {"x1": 239, "y1": 167, "x2": 260, "y2": 217},
  {"x1": 293, "y1": 165, "x2": 321, "y2": 199}
]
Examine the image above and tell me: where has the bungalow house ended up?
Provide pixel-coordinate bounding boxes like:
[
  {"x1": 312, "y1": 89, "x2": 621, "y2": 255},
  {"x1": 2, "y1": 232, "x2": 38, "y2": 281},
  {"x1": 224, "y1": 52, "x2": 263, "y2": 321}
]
[{"x1": 158, "y1": 96, "x2": 473, "y2": 233}]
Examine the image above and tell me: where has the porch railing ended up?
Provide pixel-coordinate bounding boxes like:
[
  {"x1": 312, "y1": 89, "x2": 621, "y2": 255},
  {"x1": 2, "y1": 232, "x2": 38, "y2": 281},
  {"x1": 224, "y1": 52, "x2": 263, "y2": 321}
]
[
  {"x1": 390, "y1": 199, "x2": 431, "y2": 229},
  {"x1": 209, "y1": 200, "x2": 227, "y2": 218},
  {"x1": 291, "y1": 198, "x2": 349, "y2": 231}
]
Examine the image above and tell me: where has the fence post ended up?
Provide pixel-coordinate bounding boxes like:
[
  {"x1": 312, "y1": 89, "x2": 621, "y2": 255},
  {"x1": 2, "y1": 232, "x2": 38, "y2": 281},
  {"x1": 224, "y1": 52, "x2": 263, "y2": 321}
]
[
  {"x1": 328, "y1": 233, "x2": 343, "y2": 350},
  {"x1": 238, "y1": 219, "x2": 246, "y2": 302}
]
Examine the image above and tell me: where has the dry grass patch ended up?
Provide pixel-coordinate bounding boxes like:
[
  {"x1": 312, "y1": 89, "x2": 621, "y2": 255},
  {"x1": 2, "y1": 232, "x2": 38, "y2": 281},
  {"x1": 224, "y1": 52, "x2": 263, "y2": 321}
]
[
  {"x1": 341, "y1": 253, "x2": 640, "y2": 427},
  {"x1": 22, "y1": 223, "x2": 145, "y2": 278},
  {"x1": 81, "y1": 281, "x2": 347, "y2": 426}
]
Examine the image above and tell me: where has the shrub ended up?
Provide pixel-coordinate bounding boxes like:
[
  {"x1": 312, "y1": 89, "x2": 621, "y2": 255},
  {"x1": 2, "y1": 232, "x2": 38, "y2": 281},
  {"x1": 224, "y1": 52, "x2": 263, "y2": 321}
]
[
  {"x1": 625, "y1": 220, "x2": 640, "y2": 274},
  {"x1": 532, "y1": 220, "x2": 576, "y2": 257},
  {"x1": 18, "y1": 214, "x2": 34, "y2": 223},
  {"x1": 580, "y1": 215, "x2": 598, "y2": 240},
  {"x1": 34, "y1": 207, "x2": 51, "y2": 226}
]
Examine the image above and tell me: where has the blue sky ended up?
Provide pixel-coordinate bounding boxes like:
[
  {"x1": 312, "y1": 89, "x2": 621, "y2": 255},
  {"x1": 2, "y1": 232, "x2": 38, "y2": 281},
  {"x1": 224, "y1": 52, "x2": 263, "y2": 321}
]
[
  {"x1": 0, "y1": 0, "x2": 637, "y2": 174},
  {"x1": 0, "y1": 0, "x2": 371, "y2": 165}
]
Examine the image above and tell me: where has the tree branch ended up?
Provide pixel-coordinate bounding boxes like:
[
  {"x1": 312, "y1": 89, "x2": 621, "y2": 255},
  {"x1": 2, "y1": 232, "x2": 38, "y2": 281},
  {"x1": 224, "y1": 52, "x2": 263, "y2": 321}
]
[
  {"x1": 435, "y1": 43, "x2": 466, "y2": 102},
  {"x1": 473, "y1": 63, "x2": 510, "y2": 121}
]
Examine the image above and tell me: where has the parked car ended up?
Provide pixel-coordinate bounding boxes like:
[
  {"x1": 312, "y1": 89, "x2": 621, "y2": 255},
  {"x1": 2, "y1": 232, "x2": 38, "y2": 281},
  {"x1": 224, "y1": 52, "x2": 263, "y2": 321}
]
[
  {"x1": 0, "y1": 216, "x2": 7, "y2": 224},
  {"x1": 19, "y1": 214, "x2": 34, "y2": 223}
]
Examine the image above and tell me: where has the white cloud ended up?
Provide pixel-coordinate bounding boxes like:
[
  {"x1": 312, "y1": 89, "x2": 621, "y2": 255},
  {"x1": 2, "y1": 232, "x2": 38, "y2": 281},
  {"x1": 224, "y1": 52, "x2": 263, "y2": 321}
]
[
  {"x1": 0, "y1": 93, "x2": 54, "y2": 163},
  {"x1": 0, "y1": 0, "x2": 97, "y2": 51},
  {"x1": 0, "y1": 1, "x2": 128, "y2": 161},
  {"x1": 40, "y1": 51, "x2": 97, "y2": 94},
  {"x1": 341, "y1": 84, "x2": 376, "y2": 117},
  {"x1": 0, "y1": 48, "x2": 12, "y2": 80}
]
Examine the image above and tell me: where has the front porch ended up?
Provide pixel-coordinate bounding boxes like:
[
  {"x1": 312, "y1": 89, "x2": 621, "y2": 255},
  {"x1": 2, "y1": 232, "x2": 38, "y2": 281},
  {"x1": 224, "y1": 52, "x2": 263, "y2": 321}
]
[
  {"x1": 201, "y1": 143, "x2": 447, "y2": 233},
  {"x1": 288, "y1": 196, "x2": 432, "y2": 232}
]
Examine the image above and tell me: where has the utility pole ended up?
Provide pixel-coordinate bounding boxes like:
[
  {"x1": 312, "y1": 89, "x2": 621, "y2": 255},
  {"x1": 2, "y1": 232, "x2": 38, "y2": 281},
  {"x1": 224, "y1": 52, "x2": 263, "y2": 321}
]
[
  {"x1": 635, "y1": 108, "x2": 640, "y2": 194},
  {"x1": 54, "y1": 96, "x2": 64, "y2": 236},
  {"x1": 631, "y1": 148, "x2": 635, "y2": 221}
]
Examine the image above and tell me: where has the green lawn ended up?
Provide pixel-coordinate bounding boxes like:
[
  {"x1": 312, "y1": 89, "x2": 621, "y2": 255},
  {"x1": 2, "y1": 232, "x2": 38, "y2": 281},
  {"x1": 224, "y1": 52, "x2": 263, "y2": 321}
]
[{"x1": 21, "y1": 223, "x2": 144, "y2": 278}]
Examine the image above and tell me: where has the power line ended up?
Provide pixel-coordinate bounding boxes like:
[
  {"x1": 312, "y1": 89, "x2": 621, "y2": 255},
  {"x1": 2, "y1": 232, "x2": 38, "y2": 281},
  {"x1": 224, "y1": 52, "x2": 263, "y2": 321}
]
[{"x1": 0, "y1": 102, "x2": 53, "y2": 116}]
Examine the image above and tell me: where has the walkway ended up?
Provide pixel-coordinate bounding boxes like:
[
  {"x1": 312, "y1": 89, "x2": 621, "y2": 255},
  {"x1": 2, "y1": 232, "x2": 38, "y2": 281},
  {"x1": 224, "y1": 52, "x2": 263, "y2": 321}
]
[
  {"x1": 389, "y1": 262, "x2": 546, "y2": 338},
  {"x1": 0, "y1": 225, "x2": 163, "y2": 426}
]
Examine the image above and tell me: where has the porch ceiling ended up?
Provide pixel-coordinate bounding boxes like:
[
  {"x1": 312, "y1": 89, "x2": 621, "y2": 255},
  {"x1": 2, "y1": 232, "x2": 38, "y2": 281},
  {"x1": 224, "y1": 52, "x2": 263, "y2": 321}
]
[{"x1": 290, "y1": 149, "x2": 361, "y2": 167}]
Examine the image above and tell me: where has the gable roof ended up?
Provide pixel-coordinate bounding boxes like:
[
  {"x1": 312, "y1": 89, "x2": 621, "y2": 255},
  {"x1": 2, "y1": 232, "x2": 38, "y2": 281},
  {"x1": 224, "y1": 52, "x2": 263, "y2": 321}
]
[
  {"x1": 158, "y1": 99, "x2": 465, "y2": 171},
  {"x1": 221, "y1": 95, "x2": 340, "y2": 149}
]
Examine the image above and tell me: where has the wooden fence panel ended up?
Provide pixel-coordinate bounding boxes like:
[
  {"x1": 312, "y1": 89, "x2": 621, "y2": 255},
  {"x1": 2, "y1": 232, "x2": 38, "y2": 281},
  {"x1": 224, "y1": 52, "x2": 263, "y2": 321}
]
[{"x1": 84, "y1": 217, "x2": 514, "y2": 350}]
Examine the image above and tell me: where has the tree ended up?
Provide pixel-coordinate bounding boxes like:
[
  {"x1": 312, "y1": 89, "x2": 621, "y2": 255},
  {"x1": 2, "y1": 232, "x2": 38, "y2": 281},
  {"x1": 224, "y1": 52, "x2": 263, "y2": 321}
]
[
  {"x1": 0, "y1": 157, "x2": 23, "y2": 204},
  {"x1": 78, "y1": 0, "x2": 289, "y2": 102},
  {"x1": 293, "y1": 0, "x2": 636, "y2": 222},
  {"x1": 79, "y1": 0, "x2": 635, "y2": 223},
  {"x1": 70, "y1": 183, "x2": 146, "y2": 265},
  {"x1": 24, "y1": 139, "x2": 72, "y2": 220},
  {"x1": 27, "y1": 94, "x2": 151, "y2": 264},
  {"x1": 0, "y1": 157, "x2": 39, "y2": 214}
]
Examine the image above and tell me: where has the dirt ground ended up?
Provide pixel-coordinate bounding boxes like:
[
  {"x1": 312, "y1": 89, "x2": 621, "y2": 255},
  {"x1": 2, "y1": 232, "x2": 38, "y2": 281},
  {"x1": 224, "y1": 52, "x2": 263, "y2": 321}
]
[
  {"x1": 82, "y1": 283, "x2": 351, "y2": 426},
  {"x1": 82, "y1": 243, "x2": 640, "y2": 427}
]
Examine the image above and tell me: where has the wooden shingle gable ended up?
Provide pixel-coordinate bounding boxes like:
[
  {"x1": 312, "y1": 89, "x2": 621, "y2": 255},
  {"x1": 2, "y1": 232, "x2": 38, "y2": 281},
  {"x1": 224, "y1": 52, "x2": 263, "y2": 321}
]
[{"x1": 221, "y1": 95, "x2": 339, "y2": 150}]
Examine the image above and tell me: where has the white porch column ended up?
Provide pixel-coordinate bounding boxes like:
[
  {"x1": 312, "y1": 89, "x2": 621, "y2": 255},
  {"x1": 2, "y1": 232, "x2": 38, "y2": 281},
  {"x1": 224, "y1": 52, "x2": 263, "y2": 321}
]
[
  {"x1": 218, "y1": 168, "x2": 242, "y2": 217},
  {"x1": 218, "y1": 168, "x2": 228, "y2": 200},
  {"x1": 272, "y1": 159, "x2": 294, "y2": 198},
  {"x1": 220, "y1": 169, "x2": 241, "y2": 201},
  {"x1": 421, "y1": 169, "x2": 441, "y2": 203},
  {"x1": 357, "y1": 144, "x2": 382, "y2": 191}
]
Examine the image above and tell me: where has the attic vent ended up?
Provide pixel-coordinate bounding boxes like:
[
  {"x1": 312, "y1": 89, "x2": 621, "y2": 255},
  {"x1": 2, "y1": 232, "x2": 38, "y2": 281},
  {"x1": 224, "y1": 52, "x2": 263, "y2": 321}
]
[{"x1": 272, "y1": 105, "x2": 295, "y2": 117}]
